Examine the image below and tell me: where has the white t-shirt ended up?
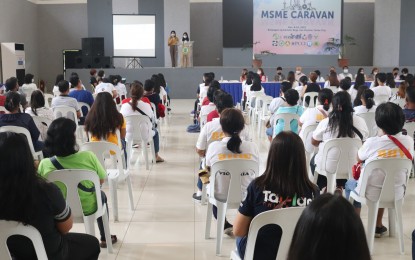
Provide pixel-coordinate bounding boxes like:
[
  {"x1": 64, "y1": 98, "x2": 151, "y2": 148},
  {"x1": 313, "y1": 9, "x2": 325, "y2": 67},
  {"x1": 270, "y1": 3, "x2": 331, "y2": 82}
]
[
  {"x1": 200, "y1": 103, "x2": 216, "y2": 125},
  {"x1": 312, "y1": 115, "x2": 369, "y2": 171},
  {"x1": 120, "y1": 101, "x2": 155, "y2": 141},
  {"x1": 299, "y1": 105, "x2": 330, "y2": 153},
  {"x1": 242, "y1": 82, "x2": 251, "y2": 96},
  {"x1": 372, "y1": 85, "x2": 392, "y2": 98},
  {"x1": 95, "y1": 83, "x2": 116, "y2": 95},
  {"x1": 196, "y1": 118, "x2": 250, "y2": 150},
  {"x1": 354, "y1": 105, "x2": 377, "y2": 115},
  {"x1": 317, "y1": 76, "x2": 325, "y2": 83},
  {"x1": 269, "y1": 97, "x2": 288, "y2": 126},
  {"x1": 21, "y1": 83, "x2": 37, "y2": 92},
  {"x1": 206, "y1": 137, "x2": 259, "y2": 202},
  {"x1": 51, "y1": 96, "x2": 79, "y2": 112},
  {"x1": 355, "y1": 134, "x2": 414, "y2": 202},
  {"x1": 349, "y1": 87, "x2": 358, "y2": 102},
  {"x1": 25, "y1": 107, "x2": 54, "y2": 141},
  {"x1": 338, "y1": 73, "x2": 353, "y2": 80},
  {"x1": 116, "y1": 83, "x2": 127, "y2": 98},
  {"x1": 199, "y1": 84, "x2": 209, "y2": 101}
]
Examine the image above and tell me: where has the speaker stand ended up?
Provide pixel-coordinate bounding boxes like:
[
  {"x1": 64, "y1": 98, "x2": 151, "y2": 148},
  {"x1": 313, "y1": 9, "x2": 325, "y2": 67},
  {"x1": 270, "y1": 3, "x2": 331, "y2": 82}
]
[{"x1": 126, "y1": 57, "x2": 143, "y2": 69}]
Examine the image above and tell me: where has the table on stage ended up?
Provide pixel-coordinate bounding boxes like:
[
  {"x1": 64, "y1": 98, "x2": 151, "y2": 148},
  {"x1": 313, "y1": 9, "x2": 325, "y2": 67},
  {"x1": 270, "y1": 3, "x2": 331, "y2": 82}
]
[{"x1": 220, "y1": 81, "x2": 400, "y2": 105}]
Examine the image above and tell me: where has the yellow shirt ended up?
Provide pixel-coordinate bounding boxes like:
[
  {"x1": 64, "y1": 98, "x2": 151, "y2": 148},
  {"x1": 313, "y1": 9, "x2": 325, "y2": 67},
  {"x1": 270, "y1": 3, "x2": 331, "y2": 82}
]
[
  {"x1": 91, "y1": 117, "x2": 126, "y2": 153},
  {"x1": 168, "y1": 36, "x2": 179, "y2": 46}
]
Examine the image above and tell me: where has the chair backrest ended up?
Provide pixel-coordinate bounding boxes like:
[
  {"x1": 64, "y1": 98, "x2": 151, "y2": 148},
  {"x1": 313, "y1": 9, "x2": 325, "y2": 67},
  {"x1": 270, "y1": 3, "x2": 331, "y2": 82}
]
[
  {"x1": 52, "y1": 106, "x2": 77, "y2": 124},
  {"x1": 390, "y1": 88, "x2": 399, "y2": 96},
  {"x1": 31, "y1": 116, "x2": 52, "y2": 140},
  {"x1": 300, "y1": 123, "x2": 318, "y2": 155},
  {"x1": 356, "y1": 112, "x2": 378, "y2": 137},
  {"x1": 44, "y1": 93, "x2": 54, "y2": 108},
  {"x1": 319, "y1": 138, "x2": 362, "y2": 179},
  {"x1": 391, "y1": 98, "x2": 405, "y2": 109},
  {"x1": 78, "y1": 102, "x2": 91, "y2": 117},
  {"x1": 374, "y1": 94, "x2": 389, "y2": 105},
  {"x1": 0, "y1": 220, "x2": 48, "y2": 260},
  {"x1": 272, "y1": 113, "x2": 300, "y2": 138},
  {"x1": 244, "y1": 208, "x2": 305, "y2": 260},
  {"x1": 46, "y1": 169, "x2": 103, "y2": 222},
  {"x1": 209, "y1": 159, "x2": 259, "y2": 207},
  {"x1": 124, "y1": 114, "x2": 152, "y2": 142},
  {"x1": 328, "y1": 86, "x2": 338, "y2": 94},
  {"x1": 80, "y1": 141, "x2": 126, "y2": 179},
  {"x1": 303, "y1": 92, "x2": 319, "y2": 109},
  {"x1": 0, "y1": 126, "x2": 38, "y2": 158},
  {"x1": 260, "y1": 96, "x2": 274, "y2": 117},
  {"x1": 403, "y1": 122, "x2": 415, "y2": 139},
  {"x1": 254, "y1": 95, "x2": 269, "y2": 112},
  {"x1": 358, "y1": 159, "x2": 412, "y2": 205}
]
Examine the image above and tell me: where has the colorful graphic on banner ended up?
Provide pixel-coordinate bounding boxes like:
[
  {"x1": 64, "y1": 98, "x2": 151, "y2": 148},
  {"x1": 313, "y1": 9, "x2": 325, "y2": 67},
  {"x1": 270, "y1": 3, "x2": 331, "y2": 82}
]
[{"x1": 253, "y1": 0, "x2": 342, "y2": 55}]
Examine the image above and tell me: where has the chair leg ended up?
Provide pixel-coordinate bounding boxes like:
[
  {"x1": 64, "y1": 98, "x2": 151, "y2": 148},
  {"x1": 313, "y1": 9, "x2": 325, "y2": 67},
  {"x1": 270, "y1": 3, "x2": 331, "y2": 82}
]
[
  {"x1": 201, "y1": 184, "x2": 207, "y2": 205},
  {"x1": 102, "y1": 206, "x2": 113, "y2": 253},
  {"x1": 216, "y1": 203, "x2": 226, "y2": 256},
  {"x1": 205, "y1": 202, "x2": 213, "y2": 239},
  {"x1": 84, "y1": 216, "x2": 95, "y2": 235},
  {"x1": 326, "y1": 174, "x2": 336, "y2": 194},
  {"x1": 142, "y1": 141, "x2": 149, "y2": 170},
  {"x1": 388, "y1": 208, "x2": 396, "y2": 237},
  {"x1": 109, "y1": 179, "x2": 119, "y2": 222},
  {"x1": 126, "y1": 140, "x2": 132, "y2": 169},
  {"x1": 150, "y1": 140, "x2": 156, "y2": 164},
  {"x1": 126, "y1": 176, "x2": 134, "y2": 211},
  {"x1": 395, "y1": 201, "x2": 405, "y2": 254},
  {"x1": 366, "y1": 202, "x2": 379, "y2": 254}
]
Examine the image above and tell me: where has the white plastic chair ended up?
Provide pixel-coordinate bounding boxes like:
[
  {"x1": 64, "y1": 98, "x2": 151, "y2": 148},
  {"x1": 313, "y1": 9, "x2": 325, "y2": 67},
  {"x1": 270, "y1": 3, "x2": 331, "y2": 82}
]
[
  {"x1": 314, "y1": 138, "x2": 362, "y2": 193},
  {"x1": 46, "y1": 169, "x2": 113, "y2": 253},
  {"x1": 78, "y1": 102, "x2": 91, "y2": 117},
  {"x1": 327, "y1": 86, "x2": 338, "y2": 94},
  {"x1": 391, "y1": 98, "x2": 405, "y2": 109},
  {"x1": 80, "y1": 141, "x2": 134, "y2": 222},
  {"x1": 302, "y1": 92, "x2": 319, "y2": 109},
  {"x1": 374, "y1": 94, "x2": 389, "y2": 105},
  {"x1": 350, "y1": 158, "x2": 413, "y2": 254},
  {"x1": 248, "y1": 92, "x2": 265, "y2": 125},
  {"x1": 44, "y1": 93, "x2": 54, "y2": 108},
  {"x1": 0, "y1": 220, "x2": 48, "y2": 260},
  {"x1": 0, "y1": 125, "x2": 43, "y2": 160},
  {"x1": 357, "y1": 112, "x2": 378, "y2": 137},
  {"x1": 150, "y1": 102, "x2": 161, "y2": 134},
  {"x1": 31, "y1": 116, "x2": 52, "y2": 141},
  {"x1": 390, "y1": 88, "x2": 399, "y2": 96},
  {"x1": 230, "y1": 207, "x2": 305, "y2": 260},
  {"x1": 403, "y1": 122, "x2": 415, "y2": 139},
  {"x1": 256, "y1": 95, "x2": 273, "y2": 135},
  {"x1": 272, "y1": 113, "x2": 300, "y2": 138},
  {"x1": 205, "y1": 159, "x2": 259, "y2": 255},
  {"x1": 124, "y1": 114, "x2": 157, "y2": 170},
  {"x1": 300, "y1": 123, "x2": 318, "y2": 180}
]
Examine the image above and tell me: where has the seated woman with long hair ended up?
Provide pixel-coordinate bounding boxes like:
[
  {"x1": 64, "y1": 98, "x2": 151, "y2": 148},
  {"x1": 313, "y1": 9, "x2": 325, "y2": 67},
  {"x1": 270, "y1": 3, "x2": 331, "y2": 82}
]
[
  {"x1": 37, "y1": 118, "x2": 117, "y2": 249},
  {"x1": 120, "y1": 81, "x2": 164, "y2": 162},
  {"x1": 0, "y1": 91, "x2": 43, "y2": 152},
  {"x1": 25, "y1": 90, "x2": 54, "y2": 140},
  {"x1": 354, "y1": 89, "x2": 377, "y2": 115},
  {"x1": 205, "y1": 108, "x2": 259, "y2": 237},
  {"x1": 0, "y1": 132, "x2": 100, "y2": 259},
  {"x1": 234, "y1": 131, "x2": 319, "y2": 260},
  {"x1": 311, "y1": 91, "x2": 369, "y2": 190},
  {"x1": 84, "y1": 92, "x2": 127, "y2": 162},
  {"x1": 287, "y1": 194, "x2": 370, "y2": 260}
]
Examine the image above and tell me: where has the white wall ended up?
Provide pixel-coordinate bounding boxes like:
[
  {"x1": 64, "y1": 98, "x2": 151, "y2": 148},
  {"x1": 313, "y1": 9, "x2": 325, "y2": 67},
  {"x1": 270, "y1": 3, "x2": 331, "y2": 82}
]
[{"x1": 164, "y1": 0, "x2": 190, "y2": 67}]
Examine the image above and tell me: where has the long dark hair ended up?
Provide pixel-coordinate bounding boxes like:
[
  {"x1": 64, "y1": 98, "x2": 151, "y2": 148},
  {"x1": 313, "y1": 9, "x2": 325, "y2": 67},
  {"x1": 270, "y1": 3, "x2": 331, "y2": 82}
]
[
  {"x1": 287, "y1": 194, "x2": 370, "y2": 260},
  {"x1": 30, "y1": 90, "x2": 46, "y2": 116},
  {"x1": 45, "y1": 117, "x2": 78, "y2": 157},
  {"x1": 287, "y1": 71, "x2": 295, "y2": 85},
  {"x1": 5, "y1": 91, "x2": 21, "y2": 112},
  {"x1": 353, "y1": 85, "x2": 368, "y2": 107},
  {"x1": 220, "y1": 108, "x2": 245, "y2": 154},
  {"x1": 318, "y1": 88, "x2": 333, "y2": 111},
  {"x1": 361, "y1": 89, "x2": 375, "y2": 109},
  {"x1": 55, "y1": 74, "x2": 64, "y2": 86},
  {"x1": 328, "y1": 91, "x2": 355, "y2": 138},
  {"x1": 255, "y1": 131, "x2": 316, "y2": 198},
  {"x1": 328, "y1": 72, "x2": 339, "y2": 87},
  {"x1": 354, "y1": 74, "x2": 365, "y2": 90},
  {"x1": 386, "y1": 72, "x2": 396, "y2": 88},
  {"x1": 84, "y1": 92, "x2": 124, "y2": 140},
  {"x1": 250, "y1": 77, "x2": 262, "y2": 91},
  {"x1": 129, "y1": 81, "x2": 145, "y2": 112},
  {"x1": 0, "y1": 132, "x2": 47, "y2": 224}
]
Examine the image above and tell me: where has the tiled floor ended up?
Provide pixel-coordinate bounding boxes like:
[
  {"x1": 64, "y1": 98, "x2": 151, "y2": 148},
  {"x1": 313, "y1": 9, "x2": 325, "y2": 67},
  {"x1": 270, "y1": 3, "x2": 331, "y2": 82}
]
[{"x1": 71, "y1": 99, "x2": 414, "y2": 259}]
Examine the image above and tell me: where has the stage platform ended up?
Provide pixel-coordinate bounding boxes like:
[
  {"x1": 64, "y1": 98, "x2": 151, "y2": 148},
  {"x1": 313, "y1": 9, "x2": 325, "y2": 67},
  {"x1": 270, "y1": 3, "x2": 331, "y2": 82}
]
[{"x1": 67, "y1": 66, "x2": 411, "y2": 99}]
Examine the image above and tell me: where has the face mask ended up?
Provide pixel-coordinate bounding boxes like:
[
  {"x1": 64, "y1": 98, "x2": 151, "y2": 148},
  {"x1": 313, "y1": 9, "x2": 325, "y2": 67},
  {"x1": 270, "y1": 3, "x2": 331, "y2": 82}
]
[
  {"x1": 374, "y1": 72, "x2": 378, "y2": 75},
  {"x1": 277, "y1": 71, "x2": 281, "y2": 75},
  {"x1": 344, "y1": 69, "x2": 348, "y2": 74},
  {"x1": 257, "y1": 71, "x2": 261, "y2": 75},
  {"x1": 184, "y1": 35, "x2": 188, "y2": 38},
  {"x1": 360, "y1": 71, "x2": 364, "y2": 74},
  {"x1": 171, "y1": 33, "x2": 175, "y2": 37},
  {"x1": 32, "y1": 78, "x2": 34, "y2": 83},
  {"x1": 404, "y1": 73, "x2": 408, "y2": 76},
  {"x1": 296, "y1": 70, "x2": 301, "y2": 74}
]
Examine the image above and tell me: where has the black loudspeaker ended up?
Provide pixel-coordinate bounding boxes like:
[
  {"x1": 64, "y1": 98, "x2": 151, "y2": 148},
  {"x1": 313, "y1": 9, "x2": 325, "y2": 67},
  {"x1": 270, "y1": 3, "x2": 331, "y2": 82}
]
[
  {"x1": 16, "y1": 69, "x2": 25, "y2": 86},
  {"x1": 74, "y1": 56, "x2": 85, "y2": 69},
  {"x1": 82, "y1": 37, "x2": 104, "y2": 57},
  {"x1": 63, "y1": 50, "x2": 82, "y2": 69},
  {"x1": 81, "y1": 56, "x2": 111, "y2": 68}
]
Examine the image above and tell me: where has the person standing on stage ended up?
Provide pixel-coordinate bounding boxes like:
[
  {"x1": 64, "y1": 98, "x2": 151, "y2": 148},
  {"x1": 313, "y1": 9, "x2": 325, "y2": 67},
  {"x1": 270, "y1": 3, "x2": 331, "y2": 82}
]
[
  {"x1": 181, "y1": 32, "x2": 191, "y2": 68},
  {"x1": 168, "y1": 30, "x2": 180, "y2": 67}
]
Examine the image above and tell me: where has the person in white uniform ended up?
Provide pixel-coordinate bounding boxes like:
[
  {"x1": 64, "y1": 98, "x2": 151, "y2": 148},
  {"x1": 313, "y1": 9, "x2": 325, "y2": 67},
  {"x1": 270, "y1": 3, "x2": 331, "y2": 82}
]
[
  {"x1": 338, "y1": 66, "x2": 354, "y2": 80},
  {"x1": 371, "y1": 73, "x2": 392, "y2": 102},
  {"x1": 345, "y1": 103, "x2": 413, "y2": 237},
  {"x1": 354, "y1": 89, "x2": 377, "y2": 115},
  {"x1": 95, "y1": 79, "x2": 117, "y2": 98}
]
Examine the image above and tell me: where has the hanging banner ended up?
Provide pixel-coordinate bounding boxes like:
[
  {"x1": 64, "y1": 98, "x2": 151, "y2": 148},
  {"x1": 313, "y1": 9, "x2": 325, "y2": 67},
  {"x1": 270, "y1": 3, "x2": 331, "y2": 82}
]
[{"x1": 253, "y1": 0, "x2": 343, "y2": 55}]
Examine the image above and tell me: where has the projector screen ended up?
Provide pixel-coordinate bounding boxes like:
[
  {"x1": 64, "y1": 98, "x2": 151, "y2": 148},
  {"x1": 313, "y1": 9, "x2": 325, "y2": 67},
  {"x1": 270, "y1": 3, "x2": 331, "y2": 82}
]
[
  {"x1": 113, "y1": 15, "x2": 156, "y2": 57},
  {"x1": 253, "y1": 0, "x2": 343, "y2": 55}
]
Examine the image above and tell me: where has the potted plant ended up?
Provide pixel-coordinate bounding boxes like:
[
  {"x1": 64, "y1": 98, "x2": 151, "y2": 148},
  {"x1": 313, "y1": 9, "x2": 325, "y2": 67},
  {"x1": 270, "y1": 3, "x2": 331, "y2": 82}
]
[{"x1": 325, "y1": 34, "x2": 357, "y2": 67}]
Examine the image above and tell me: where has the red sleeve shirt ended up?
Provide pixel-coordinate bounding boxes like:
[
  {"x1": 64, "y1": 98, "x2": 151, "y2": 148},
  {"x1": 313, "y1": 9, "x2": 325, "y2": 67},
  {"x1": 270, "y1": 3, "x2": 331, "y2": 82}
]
[{"x1": 207, "y1": 110, "x2": 219, "y2": 122}]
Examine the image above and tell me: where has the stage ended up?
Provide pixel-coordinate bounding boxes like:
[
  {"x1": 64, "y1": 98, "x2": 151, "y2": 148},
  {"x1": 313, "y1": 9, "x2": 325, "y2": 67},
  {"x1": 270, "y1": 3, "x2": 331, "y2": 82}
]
[{"x1": 67, "y1": 66, "x2": 411, "y2": 99}]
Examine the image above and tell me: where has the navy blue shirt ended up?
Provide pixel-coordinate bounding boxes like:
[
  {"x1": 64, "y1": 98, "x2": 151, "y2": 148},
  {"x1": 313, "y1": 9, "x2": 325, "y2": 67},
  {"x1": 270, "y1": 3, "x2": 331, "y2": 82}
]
[
  {"x1": 0, "y1": 113, "x2": 40, "y2": 146},
  {"x1": 69, "y1": 89, "x2": 94, "y2": 117},
  {"x1": 403, "y1": 108, "x2": 415, "y2": 121},
  {"x1": 238, "y1": 179, "x2": 319, "y2": 260}
]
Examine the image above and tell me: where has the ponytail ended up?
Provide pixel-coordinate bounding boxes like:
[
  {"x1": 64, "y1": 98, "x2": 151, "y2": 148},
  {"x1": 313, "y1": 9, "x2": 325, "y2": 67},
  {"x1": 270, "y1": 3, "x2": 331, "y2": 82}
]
[
  {"x1": 362, "y1": 89, "x2": 375, "y2": 109},
  {"x1": 227, "y1": 132, "x2": 242, "y2": 154},
  {"x1": 318, "y1": 88, "x2": 333, "y2": 112},
  {"x1": 323, "y1": 98, "x2": 330, "y2": 111},
  {"x1": 366, "y1": 98, "x2": 375, "y2": 109}
]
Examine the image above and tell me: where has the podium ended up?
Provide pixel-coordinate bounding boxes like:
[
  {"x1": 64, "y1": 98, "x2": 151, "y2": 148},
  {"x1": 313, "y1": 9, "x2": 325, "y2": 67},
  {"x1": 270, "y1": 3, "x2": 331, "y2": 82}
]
[{"x1": 179, "y1": 41, "x2": 194, "y2": 68}]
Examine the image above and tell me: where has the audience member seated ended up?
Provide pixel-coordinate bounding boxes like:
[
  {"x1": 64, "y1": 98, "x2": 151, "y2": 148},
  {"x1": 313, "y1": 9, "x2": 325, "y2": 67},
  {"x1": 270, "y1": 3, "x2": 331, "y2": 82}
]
[
  {"x1": 287, "y1": 194, "x2": 370, "y2": 260},
  {"x1": 296, "y1": 75, "x2": 308, "y2": 96},
  {"x1": 339, "y1": 77, "x2": 352, "y2": 93},
  {"x1": 386, "y1": 72, "x2": 396, "y2": 89},
  {"x1": 324, "y1": 72, "x2": 340, "y2": 91},
  {"x1": 338, "y1": 66, "x2": 353, "y2": 80},
  {"x1": 25, "y1": 90, "x2": 54, "y2": 140},
  {"x1": 207, "y1": 90, "x2": 225, "y2": 123},
  {"x1": 69, "y1": 75, "x2": 94, "y2": 118},
  {"x1": 240, "y1": 68, "x2": 248, "y2": 82},
  {"x1": 272, "y1": 89, "x2": 303, "y2": 138},
  {"x1": 311, "y1": 91, "x2": 369, "y2": 190},
  {"x1": 274, "y1": 66, "x2": 285, "y2": 82},
  {"x1": 84, "y1": 92, "x2": 127, "y2": 161},
  {"x1": 266, "y1": 82, "x2": 292, "y2": 137},
  {"x1": 193, "y1": 93, "x2": 248, "y2": 201},
  {"x1": 200, "y1": 81, "x2": 220, "y2": 125},
  {"x1": 286, "y1": 71, "x2": 299, "y2": 89},
  {"x1": 0, "y1": 91, "x2": 43, "y2": 152},
  {"x1": 52, "y1": 74, "x2": 64, "y2": 97},
  {"x1": 205, "y1": 108, "x2": 259, "y2": 237},
  {"x1": 350, "y1": 73, "x2": 366, "y2": 101},
  {"x1": 355, "y1": 67, "x2": 367, "y2": 80},
  {"x1": 354, "y1": 89, "x2": 377, "y2": 115},
  {"x1": 242, "y1": 72, "x2": 254, "y2": 110},
  {"x1": 353, "y1": 85, "x2": 369, "y2": 108},
  {"x1": 5, "y1": 76, "x2": 28, "y2": 109},
  {"x1": 95, "y1": 78, "x2": 117, "y2": 98},
  {"x1": 38, "y1": 118, "x2": 118, "y2": 249},
  {"x1": 371, "y1": 72, "x2": 391, "y2": 100},
  {"x1": 121, "y1": 80, "x2": 150, "y2": 105},
  {"x1": 403, "y1": 86, "x2": 415, "y2": 121},
  {"x1": 295, "y1": 66, "x2": 306, "y2": 81},
  {"x1": 345, "y1": 103, "x2": 413, "y2": 237},
  {"x1": 234, "y1": 131, "x2": 319, "y2": 260},
  {"x1": 393, "y1": 67, "x2": 400, "y2": 80},
  {"x1": 201, "y1": 80, "x2": 220, "y2": 106},
  {"x1": 390, "y1": 82, "x2": 406, "y2": 102},
  {"x1": 21, "y1": 73, "x2": 37, "y2": 98},
  {"x1": 0, "y1": 132, "x2": 100, "y2": 260},
  {"x1": 112, "y1": 75, "x2": 127, "y2": 103},
  {"x1": 400, "y1": 68, "x2": 409, "y2": 81},
  {"x1": 257, "y1": 68, "x2": 266, "y2": 82},
  {"x1": 302, "y1": 82, "x2": 321, "y2": 106},
  {"x1": 120, "y1": 81, "x2": 164, "y2": 162},
  {"x1": 315, "y1": 70, "x2": 325, "y2": 82},
  {"x1": 52, "y1": 80, "x2": 81, "y2": 120},
  {"x1": 369, "y1": 67, "x2": 379, "y2": 81},
  {"x1": 247, "y1": 75, "x2": 265, "y2": 108},
  {"x1": 143, "y1": 79, "x2": 162, "y2": 119}
]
